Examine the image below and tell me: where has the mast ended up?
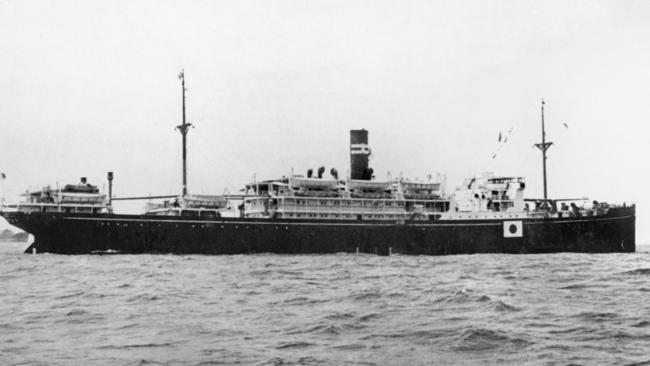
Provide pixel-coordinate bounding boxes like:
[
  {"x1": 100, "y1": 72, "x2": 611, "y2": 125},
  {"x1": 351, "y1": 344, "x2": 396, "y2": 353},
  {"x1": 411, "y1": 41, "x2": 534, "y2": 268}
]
[
  {"x1": 534, "y1": 99, "x2": 553, "y2": 199},
  {"x1": 176, "y1": 70, "x2": 192, "y2": 196}
]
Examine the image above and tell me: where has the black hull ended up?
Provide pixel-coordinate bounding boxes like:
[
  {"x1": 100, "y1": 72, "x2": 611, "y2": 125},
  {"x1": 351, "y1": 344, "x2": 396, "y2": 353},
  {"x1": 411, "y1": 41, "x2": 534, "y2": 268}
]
[{"x1": 1, "y1": 207, "x2": 635, "y2": 255}]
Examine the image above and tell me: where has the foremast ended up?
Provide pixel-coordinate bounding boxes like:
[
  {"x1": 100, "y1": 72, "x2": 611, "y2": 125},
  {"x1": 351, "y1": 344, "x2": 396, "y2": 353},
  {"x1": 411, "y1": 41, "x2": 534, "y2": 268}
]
[{"x1": 176, "y1": 70, "x2": 192, "y2": 197}]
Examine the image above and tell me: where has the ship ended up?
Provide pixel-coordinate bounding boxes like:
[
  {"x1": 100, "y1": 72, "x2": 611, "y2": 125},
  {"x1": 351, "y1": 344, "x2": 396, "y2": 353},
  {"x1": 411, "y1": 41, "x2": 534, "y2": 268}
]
[{"x1": 0, "y1": 74, "x2": 636, "y2": 255}]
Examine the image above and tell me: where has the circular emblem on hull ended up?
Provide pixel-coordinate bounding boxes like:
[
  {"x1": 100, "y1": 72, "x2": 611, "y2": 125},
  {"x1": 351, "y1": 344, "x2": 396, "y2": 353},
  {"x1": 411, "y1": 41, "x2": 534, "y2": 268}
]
[{"x1": 503, "y1": 220, "x2": 523, "y2": 238}]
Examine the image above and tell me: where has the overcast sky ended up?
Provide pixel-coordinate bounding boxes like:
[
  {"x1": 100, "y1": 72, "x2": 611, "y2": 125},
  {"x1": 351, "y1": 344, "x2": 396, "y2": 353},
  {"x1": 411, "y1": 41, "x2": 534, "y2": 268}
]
[{"x1": 1, "y1": 0, "x2": 649, "y2": 241}]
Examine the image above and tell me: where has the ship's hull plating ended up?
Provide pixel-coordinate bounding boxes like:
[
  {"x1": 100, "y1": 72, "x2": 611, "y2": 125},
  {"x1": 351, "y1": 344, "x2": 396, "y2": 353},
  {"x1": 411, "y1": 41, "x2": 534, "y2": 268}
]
[{"x1": 1, "y1": 207, "x2": 635, "y2": 255}]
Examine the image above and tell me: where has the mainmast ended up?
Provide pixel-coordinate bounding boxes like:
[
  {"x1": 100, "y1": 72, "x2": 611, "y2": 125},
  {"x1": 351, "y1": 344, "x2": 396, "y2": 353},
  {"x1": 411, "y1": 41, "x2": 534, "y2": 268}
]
[
  {"x1": 534, "y1": 99, "x2": 553, "y2": 199},
  {"x1": 176, "y1": 70, "x2": 192, "y2": 196}
]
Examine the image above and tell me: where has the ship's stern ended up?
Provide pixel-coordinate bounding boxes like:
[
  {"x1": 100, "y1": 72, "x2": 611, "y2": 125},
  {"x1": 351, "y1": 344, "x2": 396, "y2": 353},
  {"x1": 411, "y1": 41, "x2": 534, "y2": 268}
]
[{"x1": 0, "y1": 210, "x2": 35, "y2": 253}]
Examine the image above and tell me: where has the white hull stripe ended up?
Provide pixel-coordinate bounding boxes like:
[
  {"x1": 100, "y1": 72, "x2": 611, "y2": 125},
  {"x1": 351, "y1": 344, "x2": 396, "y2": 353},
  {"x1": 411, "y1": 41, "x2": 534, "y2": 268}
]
[
  {"x1": 350, "y1": 143, "x2": 370, "y2": 155},
  {"x1": 61, "y1": 215, "x2": 634, "y2": 227}
]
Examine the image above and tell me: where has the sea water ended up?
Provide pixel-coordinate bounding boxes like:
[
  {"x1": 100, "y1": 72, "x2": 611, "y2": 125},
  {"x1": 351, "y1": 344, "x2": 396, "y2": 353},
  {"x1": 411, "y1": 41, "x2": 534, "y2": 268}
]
[{"x1": 1, "y1": 245, "x2": 649, "y2": 365}]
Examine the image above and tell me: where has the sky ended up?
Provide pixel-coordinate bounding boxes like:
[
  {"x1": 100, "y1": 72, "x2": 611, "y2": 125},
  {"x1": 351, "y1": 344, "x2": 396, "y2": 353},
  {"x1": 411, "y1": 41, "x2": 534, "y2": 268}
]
[{"x1": 0, "y1": 0, "x2": 649, "y2": 241}]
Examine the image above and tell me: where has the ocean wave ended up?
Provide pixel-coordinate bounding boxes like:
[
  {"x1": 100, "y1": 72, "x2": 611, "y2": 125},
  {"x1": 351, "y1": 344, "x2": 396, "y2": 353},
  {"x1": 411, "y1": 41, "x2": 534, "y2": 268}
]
[
  {"x1": 259, "y1": 356, "x2": 328, "y2": 365},
  {"x1": 65, "y1": 309, "x2": 90, "y2": 317},
  {"x1": 127, "y1": 360, "x2": 168, "y2": 366},
  {"x1": 549, "y1": 326, "x2": 593, "y2": 335},
  {"x1": 362, "y1": 328, "x2": 455, "y2": 342},
  {"x1": 454, "y1": 327, "x2": 532, "y2": 351},
  {"x1": 98, "y1": 342, "x2": 177, "y2": 350},
  {"x1": 559, "y1": 283, "x2": 591, "y2": 290},
  {"x1": 350, "y1": 291, "x2": 382, "y2": 301},
  {"x1": 322, "y1": 312, "x2": 355, "y2": 321},
  {"x1": 249, "y1": 269, "x2": 273, "y2": 276},
  {"x1": 275, "y1": 341, "x2": 317, "y2": 349},
  {"x1": 55, "y1": 291, "x2": 85, "y2": 300},
  {"x1": 282, "y1": 296, "x2": 313, "y2": 305},
  {"x1": 573, "y1": 311, "x2": 619, "y2": 322},
  {"x1": 275, "y1": 270, "x2": 304, "y2": 276},
  {"x1": 492, "y1": 299, "x2": 521, "y2": 312},
  {"x1": 577, "y1": 330, "x2": 650, "y2": 342},
  {"x1": 632, "y1": 320, "x2": 650, "y2": 328},
  {"x1": 284, "y1": 323, "x2": 341, "y2": 336},
  {"x1": 433, "y1": 288, "x2": 476, "y2": 304},
  {"x1": 332, "y1": 343, "x2": 367, "y2": 351},
  {"x1": 621, "y1": 268, "x2": 650, "y2": 276},
  {"x1": 624, "y1": 360, "x2": 650, "y2": 366},
  {"x1": 540, "y1": 343, "x2": 571, "y2": 351},
  {"x1": 358, "y1": 313, "x2": 380, "y2": 322}
]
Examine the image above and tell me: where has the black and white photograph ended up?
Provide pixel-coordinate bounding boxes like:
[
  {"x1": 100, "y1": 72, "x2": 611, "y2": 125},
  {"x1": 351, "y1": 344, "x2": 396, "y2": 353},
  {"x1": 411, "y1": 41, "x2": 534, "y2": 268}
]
[{"x1": 0, "y1": 0, "x2": 648, "y2": 364}]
